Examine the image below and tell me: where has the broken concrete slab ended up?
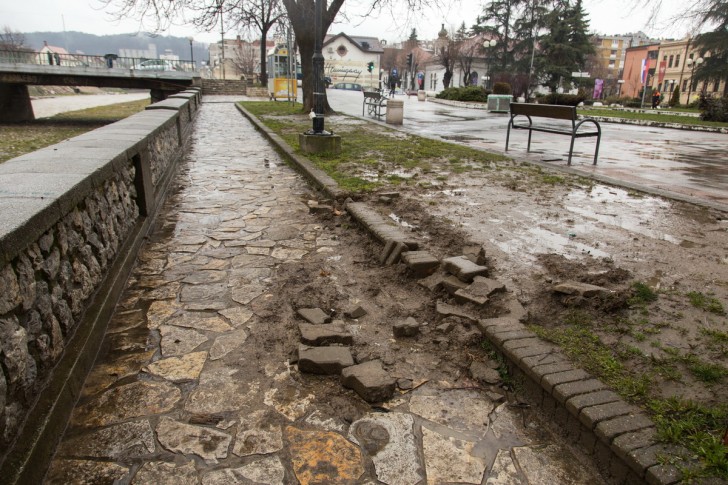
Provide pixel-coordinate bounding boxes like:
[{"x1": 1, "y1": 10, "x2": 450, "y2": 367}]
[
  {"x1": 297, "y1": 345, "x2": 355, "y2": 375},
  {"x1": 297, "y1": 307, "x2": 332, "y2": 324},
  {"x1": 454, "y1": 276, "x2": 507, "y2": 306},
  {"x1": 344, "y1": 305, "x2": 367, "y2": 319},
  {"x1": 470, "y1": 360, "x2": 501, "y2": 385},
  {"x1": 298, "y1": 323, "x2": 354, "y2": 346},
  {"x1": 422, "y1": 426, "x2": 486, "y2": 484},
  {"x1": 418, "y1": 273, "x2": 445, "y2": 292},
  {"x1": 443, "y1": 275, "x2": 470, "y2": 295},
  {"x1": 442, "y1": 256, "x2": 489, "y2": 282},
  {"x1": 435, "y1": 301, "x2": 478, "y2": 323},
  {"x1": 341, "y1": 360, "x2": 396, "y2": 403},
  {"x1": 393, "y1": 317, "x2": 420, "y2": 338},
  {"x1": 553, "y1": 281, "x2": 610, "y2": 297}
]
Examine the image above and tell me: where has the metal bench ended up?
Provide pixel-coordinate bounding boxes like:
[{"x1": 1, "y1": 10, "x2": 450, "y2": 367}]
[
  {"x1": 505, "y1": 103, "x2": 602, "y2": 165},
  {"x1": 363, "y1": 90, "x2": 387, "y2": 118}
]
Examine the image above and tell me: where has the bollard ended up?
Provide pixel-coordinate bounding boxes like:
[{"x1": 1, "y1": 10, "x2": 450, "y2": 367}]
[
  {"x1": 417, "y1": 90, "x2": 426, "y2": 102},
  {"x1": 386, "y1": 99, "x2": 404, "y2": 125}
]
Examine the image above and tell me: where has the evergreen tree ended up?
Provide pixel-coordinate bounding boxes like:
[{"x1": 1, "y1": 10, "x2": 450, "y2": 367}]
[
  {"x1": 472, "y1": 0, "x2": 521, "y2": 75},
  {"x1": 693, "y1": 1, "x2": 728, "y2": 95},
  {"x1": 537, "y1": 0, "x2": 594, "y2": 92},
  {"x1": 511, "y1": 0, "x2": 550, "y2": 96},
  {"x1": 670, "y1": 85, "x2": 681, "y2": 107}
]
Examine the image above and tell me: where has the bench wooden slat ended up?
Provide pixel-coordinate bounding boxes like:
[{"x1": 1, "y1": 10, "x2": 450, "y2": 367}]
[{"x1": 510, "y1": 103, "x2": 576, "y2": 121}]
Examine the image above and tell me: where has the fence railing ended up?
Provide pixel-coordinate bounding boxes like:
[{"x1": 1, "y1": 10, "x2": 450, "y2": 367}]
[{"x1": 0, "y1": 49, "x2": 196, "y2": 73}]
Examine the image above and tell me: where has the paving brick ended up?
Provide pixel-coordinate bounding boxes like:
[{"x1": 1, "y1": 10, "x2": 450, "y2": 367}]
[
  {"x1": 453, "y1": 276, "x2": 505, "y2": 305},
  {"x1": 579, "y1": 400, "x2": 640, "y2": 430},
  {"x1": 340, "y1": 360, "x2": 395, "y2": 403},
  {"x1": 525, "y1": 361, "x2": 573, "y2": 384},
  {"x1": 520, "y1": 352, "x2": 568, "y2": 370},
  {"x1": 625, "y1": 444, "x2": 688, "y2": 480},
  {"x1": 297, "y1": 308, "x2": 331, "y2": 324},
  {"x1": 611, "y1": 427, "x2": 657, "y2": 461},
  {"x1": 385, "y1": 241, "x2": 407, "y2": 265},
  {"x1": 400, "y1": 250, "x2": 439, "y2": 277},
  {"x1": 645, "y1": 464, "x2": 682, "y2": 485},
  {"x1": 485, "y1": 329, "x2": 531, "y2": 345},
  {"x1": 595, "y1": 414, "x2": 655, "y2": 444},
  {"x1": 441, "y1": 255, "x2": 488, "y2": 282},
  {"x1": 507, "y1": 344, "x2": 558, "y2": 364},
  {"x1": 297, "y1": 345, "x2": 354, "y2": 375},
  {"x1": 298, "y1": 323, "x2": 354, "y2": 346},
  {"x1": 442, "y1": 275, "x2": 469, "y2": 294},
  {"x1": 502, "y1": 337, "x2": 542, "y2": 350},
  {"x1": 475, "y1": 317, "x2": 521, "y2": 333},
  {"x1": 553, "y1": 378, "x2": 607, "y2": 404},
  {"x1": 417, "y1": 273, "x2": 445, "y2": 292},
  {"x1": 393, "y1": 317, "x2": 420, "y2": 337},
  {"x1": 565, "y1": 389, "x2": 621, "y2": 416},
  {"x1": 541, "y1": 369, "x2": 591, "y2": 392}
]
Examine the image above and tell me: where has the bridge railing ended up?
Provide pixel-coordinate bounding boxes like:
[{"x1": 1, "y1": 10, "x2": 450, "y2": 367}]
[{"x1": 0, "y1": 49, "x2": 196, "y2": 72}]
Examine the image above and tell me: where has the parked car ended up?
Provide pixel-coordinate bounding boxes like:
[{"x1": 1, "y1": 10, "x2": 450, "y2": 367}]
[
  {"x1": 332, "y1": 82, "x2": 363, "y2": 91},
  {"x1": 133, "y1": 59, "x2": 178, "y2": 71}
]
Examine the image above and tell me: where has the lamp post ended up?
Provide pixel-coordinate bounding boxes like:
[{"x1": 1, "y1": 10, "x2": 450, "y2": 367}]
[
  {"x1": 483, "y1": 39, "x2": 496, "y2": 89},
  {"x1": 307, "y1": 0, "x2": 328, "y2": 135},
  {"x1": 685, "y1": 56, "x2": 703, "y2": 105},
  {"x1": 188, "y1": 37, "x2": 194, "y2": 70}
]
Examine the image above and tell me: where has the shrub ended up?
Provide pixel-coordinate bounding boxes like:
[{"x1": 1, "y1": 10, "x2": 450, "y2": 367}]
[
  {"x1": 669, "y1": 86, "x2": 681, "y2": 107},
  {"x1": 435, "y1": 86, "x2": 490, "y2": 102},
  {"x1": 492, "y1": 82, "x2": 512, "y2": 95},
  {"x1": 540, "y1": 92, "x2": 587, "y2": 106},
  {"x1": 699, "y1": 94, "x2": 728, "y2": 122}
]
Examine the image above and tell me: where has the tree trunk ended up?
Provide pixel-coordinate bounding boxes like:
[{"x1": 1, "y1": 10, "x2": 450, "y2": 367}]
[{"x1": 259, "y1": 26, "x2": 269, "y2": 86}]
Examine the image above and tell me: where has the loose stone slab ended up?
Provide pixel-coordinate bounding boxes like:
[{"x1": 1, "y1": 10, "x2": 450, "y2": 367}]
[
  {"x1": 455, "y1": 276, "x2": 507, "y2": 306},
  {"x1": 401, "y1": 251, "x2": 440, "y2": 277},
  {"x1": 57, "y1": 420, "x2": 155, "y2": 459},
  {"x1": 209, "y1": 328, "x2": 249, "y2": 360},
  {"x1": 132, "y1": 461, "x2": 198, "y2": 485},
  {"x1": 341, "y1": 360, "x2": 396, "y2": 403},
  {"x1": 299, "y1": 323, "x2": 353, "y2": 346},
  {"x1": 422, "y1": 427, "x2": 486, "y2": 484},
  {"x1": 470, "y1": 360, "x2": 502, "y2": 385},
  {"x1": 286, "y1": 426, "x2": 364, "y2": 484},
  {"x1": 144, "y1": 351, "x2": 207, "y2": 382},
  {"x1": 297, "y1": 307, "x2": 331, "y2": 324},
  {"x1": 344, "y1": 305, "x2": 368, "y2": 319},
  {"x1": 442, "y1": 255, "x2": 489, "y2": 282},
  {"x1": 298, "y1": 345, "x2": 354, "y2": 375},
  {"x1": 71, "y1": 381, "x2": 181, "y2": 428},
  {"x1": 156, "y1": 417, "x2": 232, "y2": 464},
  {"x1": 159, "y1": 325, "x2": 208, "y2": 357},
  {"x1": 232, "y1": 409, "x2": 283, "y2": 456},
  {"x1": 45, "y1": 459, "x2": 130, "y2": 485},
  {"x1": 409, "y1": 389, "x2": 493, "y2": 435},
  {"x1": 553, "y1": 281, "x2": 610, "y2": 297},
  {"x1": 393, "y1": 317, "x2": 420, "y2": 337},
  {"x1": 349, "y1": 413, "x2": 424, "y2": 485},
  {"x1": 201, "y1": 456, "x2": 285, "y2": 485}
]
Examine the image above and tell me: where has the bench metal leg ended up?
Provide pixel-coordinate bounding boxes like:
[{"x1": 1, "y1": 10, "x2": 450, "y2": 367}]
[
  {"x1": 505, "y1": 123, "x2": 511, "y2": 151},
  {"x1": 593, "y1": 136, "x2": 601, "y2": 165},
  {"x1": 527, "y1": 129, "x2": 532, "y2": 152},
  {"x1": 568, "y1": 136, "x2": 576, "y2": 165}
]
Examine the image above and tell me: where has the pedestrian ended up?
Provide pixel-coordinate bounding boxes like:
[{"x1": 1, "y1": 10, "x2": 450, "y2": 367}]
[
  {"x1": 652, "y1": 89, "x2": 661, "y2": 109},
  {"x1": 389, "y1": 78, "x2": 396, "y2": 96}
]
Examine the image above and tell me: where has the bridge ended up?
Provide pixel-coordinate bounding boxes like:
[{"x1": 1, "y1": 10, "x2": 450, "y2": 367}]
[{"x1": 0, "y1": 49, "x2": 201, "y2": 122}]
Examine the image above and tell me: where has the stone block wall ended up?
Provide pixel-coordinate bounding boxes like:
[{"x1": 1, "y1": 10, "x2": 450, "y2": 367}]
[
  {"x1": 0, "y1": 88, "x2": 200, "y2": 482},
  {"x1": 201, "y1": 79, "x2": 248, "y2": 95}
]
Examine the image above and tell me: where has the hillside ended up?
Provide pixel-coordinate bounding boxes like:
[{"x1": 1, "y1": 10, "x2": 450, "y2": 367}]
[{"x1": 19, "y1": 31, "x2": 209, "y2": 63}]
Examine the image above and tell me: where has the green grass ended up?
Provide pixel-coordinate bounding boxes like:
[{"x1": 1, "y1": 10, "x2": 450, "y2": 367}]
[
  {"x1": 630, "y1": 281, "x2": 659, "y2": 305},
  {"x1": 649, "y1": 398, "x2": 728, "y2": 478},
  {"x1": 239, "y1": 101, "x2": 511, "y2": 192},
  {"x1": 687, "y1": 291, "x2": 726, "y2": 315},
  {"x1": 0, "y1": 98, "x2": 150, "y2": 163},
  {"x1": 578, "y1": 107, "x2": 728, "y2": 128}
]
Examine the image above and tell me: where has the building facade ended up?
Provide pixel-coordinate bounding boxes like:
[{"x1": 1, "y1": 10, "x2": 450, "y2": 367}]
[
  {"x1": 323, "y1": 33, "x2": 384, "y2": 89},
  {"x1": 621, "y1": 44, "x2": 660, "y2": 99},
  {"x1": 654, "y1": 38, "x2": 725, "y2": 105}
]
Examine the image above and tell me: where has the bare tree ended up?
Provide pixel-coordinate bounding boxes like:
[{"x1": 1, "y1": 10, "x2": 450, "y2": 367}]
[
  {"x1": 458, "y1": 36, "x2": 481, "y2": 86},
  {"x1": 437, "y1": 26, "x2": 461, "y2": 89},
  {"x1": 0, "y1": 26, "x2": 29, "y2": 50},
  {"x1": 229, "y1": 38, "x2": 261, "y2": 80}
]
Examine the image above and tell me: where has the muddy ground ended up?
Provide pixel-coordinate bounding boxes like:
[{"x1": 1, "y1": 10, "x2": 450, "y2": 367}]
[{"x1": 314, "y1": 115, "x2": 728, "y2": 412}]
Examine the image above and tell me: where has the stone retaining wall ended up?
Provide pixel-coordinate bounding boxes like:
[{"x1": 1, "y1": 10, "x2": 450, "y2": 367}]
[
  {"x1": 0, "y1": 88, "x2": 201, "y2": 484},
  {"x1": 201, "y1": 79, "x2": 248, "y2": 95}
]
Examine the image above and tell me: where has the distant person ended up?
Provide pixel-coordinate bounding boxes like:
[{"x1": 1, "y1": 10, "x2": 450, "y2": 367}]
[
  {"x1": 652, "y1": 89, "x2": 661, "y2": 109},
  {"x1": 389, "y1": 79, "x2": 396, "y2": 96}
]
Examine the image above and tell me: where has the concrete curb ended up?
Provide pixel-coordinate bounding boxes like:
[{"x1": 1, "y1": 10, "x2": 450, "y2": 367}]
[
  {"x1": 234, "y1": 103, "x2": 693, "y2": 484},
  {"x1": 234, "y1": 103, "x2": 349, "y2": 201}
]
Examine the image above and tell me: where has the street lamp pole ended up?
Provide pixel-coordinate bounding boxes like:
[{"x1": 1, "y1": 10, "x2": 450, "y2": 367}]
[
  {"x1": 685, "y1": 56, "x2": 703, "y2": 106},
  {"x1": 308, "y1": 0, "x2": 328, "y2": 135},
  {"x1": 188, "y1": 37, "x2": 194, "y2": 70}
]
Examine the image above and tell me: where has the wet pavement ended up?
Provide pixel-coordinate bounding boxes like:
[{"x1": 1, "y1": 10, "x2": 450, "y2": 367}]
[
  {"x1": 45, "y1": 97, "x2": 604, "y2": 484},
  {"x1": 325, "y1": 90, "x2": 728, "y2": 209}
]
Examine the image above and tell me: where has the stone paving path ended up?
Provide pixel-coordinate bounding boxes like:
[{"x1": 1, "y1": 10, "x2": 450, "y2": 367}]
[{"x1": 44, "y1": 97, "x2": 605, "y2": 484}]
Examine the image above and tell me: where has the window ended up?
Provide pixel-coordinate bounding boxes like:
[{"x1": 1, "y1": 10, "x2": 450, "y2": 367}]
[
  {"x1": 682, "y1": 79, "x2": 688, "y2": 91},
  {"x1": 668, "y1": 55, "x2": 674, "y2": 68},
  {"x1": 675, "y1": 54, "x2": 680, "y2": 68},
  {"x1": 714, "y1": 80, "x2": 720, "y2": 92}
]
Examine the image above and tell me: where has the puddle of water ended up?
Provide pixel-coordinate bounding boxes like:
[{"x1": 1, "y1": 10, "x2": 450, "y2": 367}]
[{"x1": 493, "y1": 226, "x2": 610, "y2": 261}]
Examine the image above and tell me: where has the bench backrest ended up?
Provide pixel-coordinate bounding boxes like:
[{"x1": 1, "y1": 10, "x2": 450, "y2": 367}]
[
  {"x1": 510, "y1": 103, "x2": 576, "y2": 121},
  {"x1": 363, "y1": 91, "x2": 381, "y2": 100}
]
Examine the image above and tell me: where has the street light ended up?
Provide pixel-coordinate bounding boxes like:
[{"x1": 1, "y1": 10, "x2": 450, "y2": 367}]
[
  {"x1": 188, "y1": 36, "x2": 194, "y2": 70},
  {"x1": 483, "y1": 39, "x2": 496, "y2": 89},
  {"x1": 685, "y1": 56, "x2": 703, "y2": 105}
]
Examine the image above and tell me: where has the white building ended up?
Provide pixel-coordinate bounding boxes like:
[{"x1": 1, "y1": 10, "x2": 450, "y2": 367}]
[{"x1": 323, "y1": 33, "x2": 384, "y2": 89}]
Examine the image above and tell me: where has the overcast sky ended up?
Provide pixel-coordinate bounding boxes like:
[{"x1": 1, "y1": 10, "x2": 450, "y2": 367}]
[{"x1": 4, "y1": 0, "x2": 699, "y2": 46}]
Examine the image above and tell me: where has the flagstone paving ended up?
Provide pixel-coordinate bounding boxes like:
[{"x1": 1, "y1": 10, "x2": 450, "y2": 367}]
[{"x1": 44, "y1": 97, "x2": 605, "y2": 484}]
